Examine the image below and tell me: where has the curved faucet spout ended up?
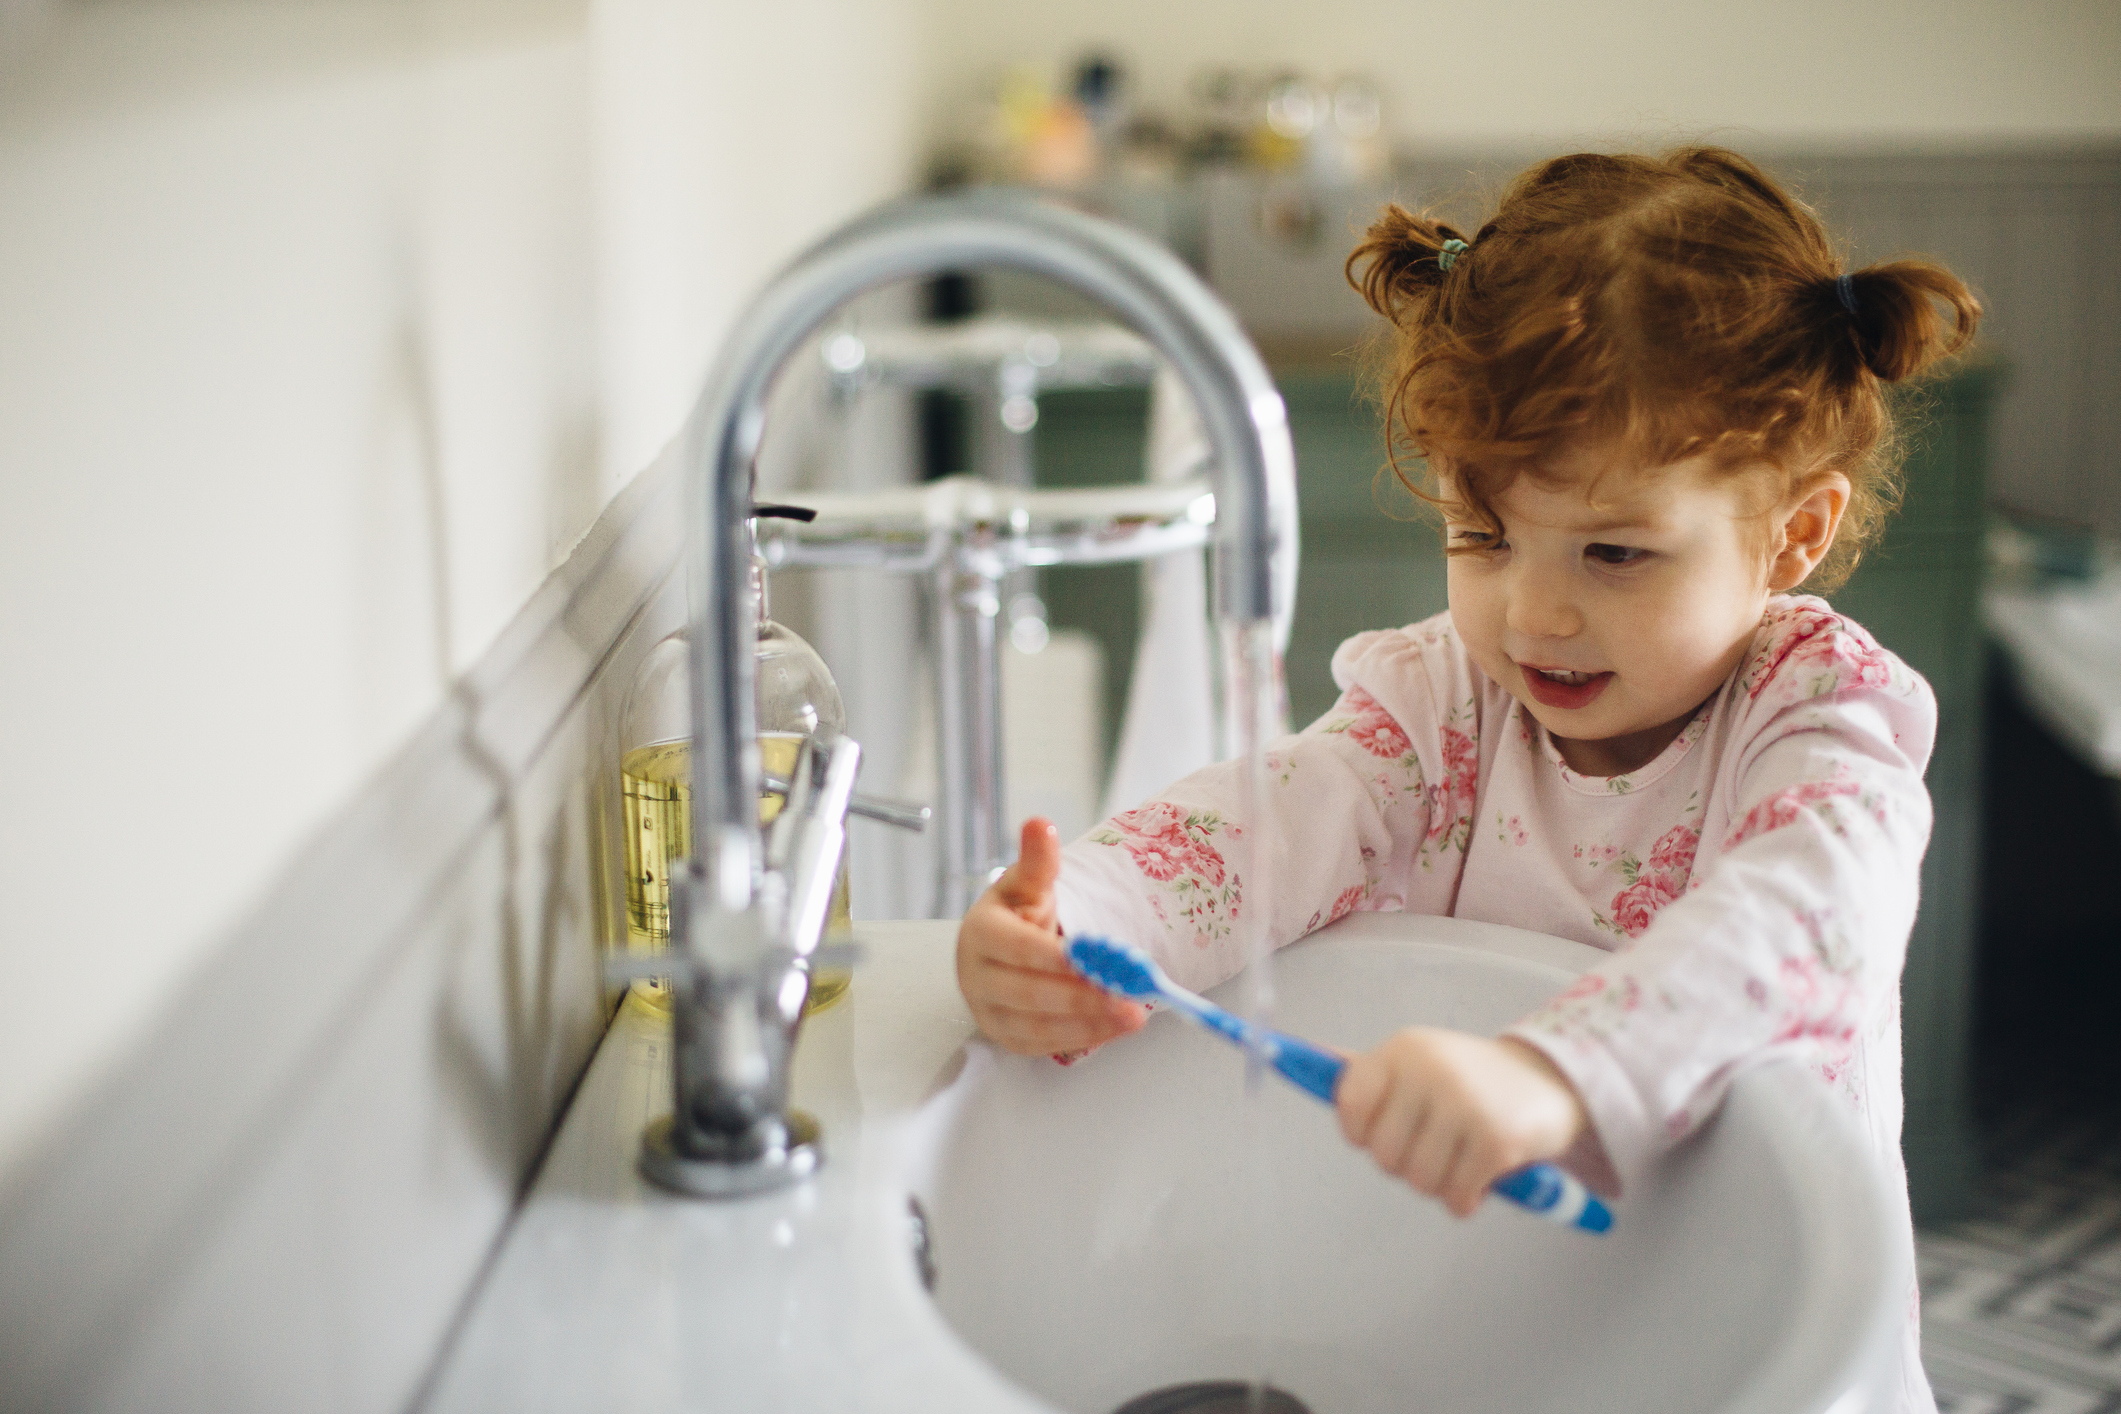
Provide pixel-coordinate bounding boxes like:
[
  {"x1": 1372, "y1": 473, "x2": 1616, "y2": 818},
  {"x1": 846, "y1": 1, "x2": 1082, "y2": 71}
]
[
  {"x1": 658, "y1": 190, "x2": 1300, "y2": 1197},
  {"x1": 680, "y1": 191, "x2": 1298, "y2": 914}
]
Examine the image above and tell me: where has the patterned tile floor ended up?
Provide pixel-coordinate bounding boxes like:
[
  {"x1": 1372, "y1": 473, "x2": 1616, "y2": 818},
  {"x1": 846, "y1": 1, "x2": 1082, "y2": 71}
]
[{"x1": 1921, "y1": 1102, "x2": 2121, "y2": 1413}]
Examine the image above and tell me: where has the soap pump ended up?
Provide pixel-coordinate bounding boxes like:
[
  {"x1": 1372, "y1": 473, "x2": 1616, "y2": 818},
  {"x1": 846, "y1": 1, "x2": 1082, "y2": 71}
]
[{"x1": 616, "y1": 504, "x2": 854, "y2": 1016}]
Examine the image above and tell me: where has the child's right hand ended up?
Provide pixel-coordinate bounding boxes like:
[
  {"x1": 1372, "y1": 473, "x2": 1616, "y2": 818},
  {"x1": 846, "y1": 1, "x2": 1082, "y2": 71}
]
[
  {"x1": 956, "y1": 818, "x2": 1149, "y2": 1056},
  {"x1": 1335, "y1": 1028, "x2": 1589, "y2": 1218}
]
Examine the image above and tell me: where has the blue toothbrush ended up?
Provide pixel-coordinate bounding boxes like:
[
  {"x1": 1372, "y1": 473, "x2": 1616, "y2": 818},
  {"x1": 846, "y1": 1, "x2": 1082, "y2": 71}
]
[{"x1": 1066, "y1": 934, "x2": 1613, "y2": 1235}]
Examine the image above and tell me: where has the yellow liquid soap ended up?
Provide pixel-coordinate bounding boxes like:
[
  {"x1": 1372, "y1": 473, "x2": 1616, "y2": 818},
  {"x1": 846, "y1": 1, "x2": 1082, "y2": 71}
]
[{"x1": 619, "y1": 735, "x2": 853, "y2": 1016}]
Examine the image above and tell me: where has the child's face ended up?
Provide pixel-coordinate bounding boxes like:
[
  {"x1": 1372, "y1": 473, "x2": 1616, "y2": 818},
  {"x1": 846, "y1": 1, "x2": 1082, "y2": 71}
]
[{"x1": 1444, "y1": 449, "x2": 1786, "y2": 778}]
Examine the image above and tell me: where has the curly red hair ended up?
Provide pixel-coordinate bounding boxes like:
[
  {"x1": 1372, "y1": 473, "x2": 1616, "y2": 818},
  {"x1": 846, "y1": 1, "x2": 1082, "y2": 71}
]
[{"x1": 1346, "y1": 147, "x2": 1981, "y2": 589}]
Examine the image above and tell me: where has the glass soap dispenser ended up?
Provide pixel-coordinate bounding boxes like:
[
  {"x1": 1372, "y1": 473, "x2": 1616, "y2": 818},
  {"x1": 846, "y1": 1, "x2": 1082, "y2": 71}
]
[{"x1": 616, "y1": 507, "x2": 853, "y2": 1017}]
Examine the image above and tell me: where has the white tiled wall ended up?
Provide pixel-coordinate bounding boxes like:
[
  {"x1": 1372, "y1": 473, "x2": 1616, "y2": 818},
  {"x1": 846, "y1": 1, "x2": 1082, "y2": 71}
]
[
  {"x1": 0, "y1": 449, "x2": 687, "y2": 1413},
  {"x1": 0, "y1": 0, "x2": 919, "y2": 1207},
  {"x1": 0, "y1": 3, "x2": 924, "y2": 1405},
  {"x1": 1800, "y1": 151, "x2": 2121, "y2": 533}
]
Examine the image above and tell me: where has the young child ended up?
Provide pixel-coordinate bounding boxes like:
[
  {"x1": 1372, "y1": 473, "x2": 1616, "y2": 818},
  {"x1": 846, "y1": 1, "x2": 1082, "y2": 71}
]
[{"x1": 955, "y1": 147, "x2": 1978, "y2": 1411}]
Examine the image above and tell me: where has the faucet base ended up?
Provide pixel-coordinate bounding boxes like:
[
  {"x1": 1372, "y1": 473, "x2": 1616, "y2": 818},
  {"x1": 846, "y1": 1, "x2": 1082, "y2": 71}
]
[{"x1": 637, "y1": 1111, "x2": 822, "y2": 1198}]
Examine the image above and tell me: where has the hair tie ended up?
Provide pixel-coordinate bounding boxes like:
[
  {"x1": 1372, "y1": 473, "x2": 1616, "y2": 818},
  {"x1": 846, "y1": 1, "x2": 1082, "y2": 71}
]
[
  {"x1": 1438, "y1": 238, "x2": 1470, "y2": 272},
  {"x1": 1835, "y1": 272, "x2": 1858, "y2": 316}
]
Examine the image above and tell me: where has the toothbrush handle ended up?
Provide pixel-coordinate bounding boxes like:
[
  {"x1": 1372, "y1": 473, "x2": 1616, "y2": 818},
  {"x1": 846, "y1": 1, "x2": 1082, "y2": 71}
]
[
  {"x1": 1491, "y1": 1165, "x2": 1614, "y2": 1234},
  {"x1": 1184, "y1": 1010, "x2": 1348, "y2": 1106},
  {"x1": 1268, "y1": 1030, "x2": 1612, "y2": 1234},
  {"x1": 1267, "y1": 1031, "x2": 1345, "y2": 1104}
]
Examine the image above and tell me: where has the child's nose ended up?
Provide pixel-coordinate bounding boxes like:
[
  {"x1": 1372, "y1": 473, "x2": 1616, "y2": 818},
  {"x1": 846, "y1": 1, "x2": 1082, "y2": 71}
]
[{"x1": 1505, "y1": 562, "x2": 1583, "y2": 639}]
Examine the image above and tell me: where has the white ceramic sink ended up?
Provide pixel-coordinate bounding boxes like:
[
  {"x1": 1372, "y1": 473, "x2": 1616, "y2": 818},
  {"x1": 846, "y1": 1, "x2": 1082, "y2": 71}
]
[{"x1": 906, "y1": 914, "x2": 1901, "y2": 1414}]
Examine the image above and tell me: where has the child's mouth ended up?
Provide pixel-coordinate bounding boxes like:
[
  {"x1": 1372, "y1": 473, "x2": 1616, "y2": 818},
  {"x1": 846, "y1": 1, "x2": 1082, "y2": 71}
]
[{"x1": 1520, "y1": 665, "x2": 1614, "y2": 710}]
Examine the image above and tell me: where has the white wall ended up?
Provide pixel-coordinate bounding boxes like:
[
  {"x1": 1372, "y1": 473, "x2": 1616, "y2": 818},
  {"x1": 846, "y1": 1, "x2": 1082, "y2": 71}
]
[
  {"x1": 0, "y1": 0, "x2": 918, "y2": 1178},
  {"x1": 918, "y1": 0, "x2": 2121, "y2": 148}
]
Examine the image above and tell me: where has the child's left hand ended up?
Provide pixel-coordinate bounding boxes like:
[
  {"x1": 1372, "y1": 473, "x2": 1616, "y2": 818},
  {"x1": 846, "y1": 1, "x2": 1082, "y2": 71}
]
[{"x1": 1334, "y1": 1029, "x2": 1590, "y2": 1218}]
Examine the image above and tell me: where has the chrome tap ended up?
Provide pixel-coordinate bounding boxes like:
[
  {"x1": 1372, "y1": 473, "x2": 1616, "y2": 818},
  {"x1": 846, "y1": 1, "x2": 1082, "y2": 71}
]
[{"x1": 642, "y1": 190, "x2": 1298, "y2": 1198}]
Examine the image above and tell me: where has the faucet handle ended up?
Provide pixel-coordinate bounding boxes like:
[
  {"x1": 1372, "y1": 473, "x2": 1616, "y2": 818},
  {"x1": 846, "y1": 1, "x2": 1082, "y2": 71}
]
[
  {"x1": 771, "y1": 733, "x2": 863, "y2": 960},
  {"x1": 762, "y1": 773, "x2": 929, "y2": 832},
  {"x1": 762, "y1": 741, "x2": 822, "y2": 877}
]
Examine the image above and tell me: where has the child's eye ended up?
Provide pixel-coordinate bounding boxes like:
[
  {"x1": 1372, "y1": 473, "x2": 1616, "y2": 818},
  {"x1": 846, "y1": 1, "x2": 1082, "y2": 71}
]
[
  {"x1": 1449, "y1": 529, "x2": 1505, "y2": 553},
  {"x1": 1585, "y1": 543, "x2": 1649, "y2": 567}
]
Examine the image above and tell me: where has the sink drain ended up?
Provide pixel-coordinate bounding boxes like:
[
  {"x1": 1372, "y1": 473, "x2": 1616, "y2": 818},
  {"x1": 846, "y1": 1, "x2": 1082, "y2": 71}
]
[{"x1": 1109, "y1": 1381, "x2": 1313, "y2": 1414}]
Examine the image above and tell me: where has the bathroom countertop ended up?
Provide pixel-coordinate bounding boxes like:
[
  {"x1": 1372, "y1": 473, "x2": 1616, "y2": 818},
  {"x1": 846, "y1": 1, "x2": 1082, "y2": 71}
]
[
  {"x1": 421, "y1": 920, "x2": 1051, "y2": 1414},
  {"x1": 419, "y1": 913, "x2": 1898, "y2": 1414},
  {"x1": 1988, "y1": 572, "x2": 2121, "y2": 777}
]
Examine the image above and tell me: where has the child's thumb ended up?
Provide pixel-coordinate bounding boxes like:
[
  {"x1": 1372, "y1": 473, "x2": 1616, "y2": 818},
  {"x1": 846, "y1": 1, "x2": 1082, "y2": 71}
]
[{"x1": 996, "y1": 817, "x2": 1062, "y2": 906}]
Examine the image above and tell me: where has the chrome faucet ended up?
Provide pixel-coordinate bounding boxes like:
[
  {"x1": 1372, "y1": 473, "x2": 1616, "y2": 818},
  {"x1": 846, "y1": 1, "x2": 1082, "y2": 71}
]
[{"x1": 640, "y1": 190, "x2": 1299, "y2": 1198}]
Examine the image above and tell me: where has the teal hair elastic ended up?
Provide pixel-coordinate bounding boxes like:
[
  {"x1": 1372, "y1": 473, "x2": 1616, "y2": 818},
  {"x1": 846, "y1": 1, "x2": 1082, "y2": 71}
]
[{"x1": 1437, "y1": 238, "x2": 1470, "y2": 272}]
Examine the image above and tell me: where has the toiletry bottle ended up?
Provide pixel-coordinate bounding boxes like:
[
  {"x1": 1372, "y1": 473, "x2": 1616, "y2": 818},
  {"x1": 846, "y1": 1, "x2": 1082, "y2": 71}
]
[{"x1": 616, "y1": 510, "x2": 853, "y2": 1016}]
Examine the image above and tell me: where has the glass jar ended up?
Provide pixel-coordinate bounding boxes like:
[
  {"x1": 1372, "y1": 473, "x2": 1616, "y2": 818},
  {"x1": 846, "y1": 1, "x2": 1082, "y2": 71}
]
[{"x1": 616, "y1": 552, "x2": 853, "y2": 1016}]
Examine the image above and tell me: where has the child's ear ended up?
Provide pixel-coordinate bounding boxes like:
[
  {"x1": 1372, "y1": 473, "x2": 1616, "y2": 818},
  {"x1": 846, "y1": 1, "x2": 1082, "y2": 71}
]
[{"x1": 1766, "y1": 477, "x2": 1849, "y2": 591}]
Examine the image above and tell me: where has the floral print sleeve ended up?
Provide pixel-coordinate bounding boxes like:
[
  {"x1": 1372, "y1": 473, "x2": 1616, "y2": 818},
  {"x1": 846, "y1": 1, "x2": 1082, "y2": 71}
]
[
  {"x1": 1054, "y1": 620, "x2": 1475, "y2": 997},
  {"x1": 1504, "y1": 602, "x2": 1937, "y2": 1195}
]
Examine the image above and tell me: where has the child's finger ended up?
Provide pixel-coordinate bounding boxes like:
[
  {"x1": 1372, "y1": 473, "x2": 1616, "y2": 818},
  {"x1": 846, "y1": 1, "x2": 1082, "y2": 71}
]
[
  {"x1": 1441, "y1": 1133, "x2": 1510, "y2": 1217},
  {"x1": 968, "y1": 908, "x2": 1080, "y2": 977},
  {"x1": 1334, "y1": 1055, "x2": 1388, "y2": 1146},
  {"x1": 984, "y1": 998, "x2": 1143, "y2": 1041},
  {"x1": 959, "y1": 917, "x2": 1144, "y2": 1020},
  {"x1": 1366, "y1": 1079, "x2": 1432, "y2": 1182},
  {"x1": 1402, "y1": 1119, "x2": 1467, "y2": 1203},
  {"x1": 978, "y1": 1000, "x2": 1144, "y2": 1055},
  {"x1": 969, "y1": 957, "x2": 1136, "y2": 1018},
  {"x1": 992, "y1": 818, "x2": 1062, "y2": 913}
]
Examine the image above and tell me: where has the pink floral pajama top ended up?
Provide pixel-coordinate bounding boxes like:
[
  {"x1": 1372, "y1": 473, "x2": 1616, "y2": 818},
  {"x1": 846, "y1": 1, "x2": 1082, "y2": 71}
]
[{"x1": 1053, "y1": 594, "x2": 1938, "y2": 1410}]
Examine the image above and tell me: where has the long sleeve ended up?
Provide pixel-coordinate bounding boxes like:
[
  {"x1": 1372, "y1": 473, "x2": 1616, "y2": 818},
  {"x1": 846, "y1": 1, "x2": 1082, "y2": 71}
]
[
  {"x1": 1054, "y1": 621, "x2": 1481, "y2": 995},
  {"x1": 1503, "y1": 606, "x2": 1937, "y2": 1194}
]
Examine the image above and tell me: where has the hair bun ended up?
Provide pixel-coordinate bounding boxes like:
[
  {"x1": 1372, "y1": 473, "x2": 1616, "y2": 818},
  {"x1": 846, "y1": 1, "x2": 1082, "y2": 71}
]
[
  {"x1": 1834, "y1": 261, "x2": 1982, "y2": 382},
  {"x1": 1347, "y1": 204, "x2": 1470, "y2": 324}
]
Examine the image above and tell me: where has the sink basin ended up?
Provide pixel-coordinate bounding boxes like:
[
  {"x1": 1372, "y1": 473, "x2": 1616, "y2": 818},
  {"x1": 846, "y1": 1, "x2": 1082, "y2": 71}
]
[{"x1": 905, "y1": 914, "x2": 1900, "y2": 1414}]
